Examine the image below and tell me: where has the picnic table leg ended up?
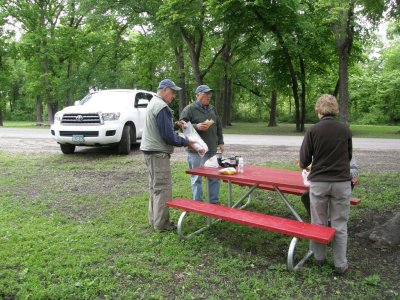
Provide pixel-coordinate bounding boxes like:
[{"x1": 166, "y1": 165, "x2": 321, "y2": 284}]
[
  {"x1": 274, "y1": 187, "x2": 303, "y2": 222},
  {"x1": 287, "y1": 237, "x2": 314, "y2": 272},
  {"x1": 228, "y1": 180, "x2": 232, "y2": 207},
  {"x1": 176, "y1": 211, "x2": 214, "y2": 239},
  {"x1": 205, "y1": 179, "x2": 212, "y2": 227},
  {"x1": 231, "y1": 183, "x2": 259, "y2": 210}
]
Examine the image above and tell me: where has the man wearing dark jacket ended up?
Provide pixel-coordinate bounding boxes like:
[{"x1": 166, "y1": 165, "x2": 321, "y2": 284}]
[{"x1": 180, "y1": 85, "x2": 224, "y2": 204}]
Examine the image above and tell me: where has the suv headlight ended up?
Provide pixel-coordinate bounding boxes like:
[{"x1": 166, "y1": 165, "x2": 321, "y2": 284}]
[
  {"x1": 54, "y1": 112, "x2": 62, "y2": 122},
  {"x1": 102, "y1": 112, "x2": 121, "y2": 121}
]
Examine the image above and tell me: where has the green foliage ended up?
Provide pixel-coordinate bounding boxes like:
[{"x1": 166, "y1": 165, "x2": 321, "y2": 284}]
[{"x1": 0, "y1": 0, "x2": 399, "y2": 126}]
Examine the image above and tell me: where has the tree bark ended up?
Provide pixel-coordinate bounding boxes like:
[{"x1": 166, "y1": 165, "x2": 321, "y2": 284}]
[
  {"x1": 221, "y1": 43, "x2": 233, "y2": 127},
  {"x1": 268, "y1": 90, "x2": 277, "y2": 127},
  {"x1": 66, "y1": 58, "x2": 72, "y2": 106},
  {"x1": 174, "y1": 45, "x2": 186, "y2": 114},
  {"x1": 333, "y1": 4, "x2": 354, "y2": 126},
  {"x1": 180, "y1": 27, "x2": 203, "y2": 86},
  {"x1": 36, "y1": 95, "x2": 43, "y2": 124},
  {"x1": 299, "y1": 58, "x2": 306, "y2": 132}
]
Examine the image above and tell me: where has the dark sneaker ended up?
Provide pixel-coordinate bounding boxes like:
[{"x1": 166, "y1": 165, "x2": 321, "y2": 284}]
[
  {"x1": 334, "y1": 264, "x2": 348, "y2": 276},
  {"x1": 159, "y1": 222, "x2": 177, "y2": 232},
  {"x1": 315, "y1": 259, "x2": 325, "y2": 267}
]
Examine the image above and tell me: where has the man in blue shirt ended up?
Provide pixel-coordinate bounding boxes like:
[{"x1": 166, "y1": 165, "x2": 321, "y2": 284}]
[{"x1": 141, "y1": 79, "x2": 194, "y2": 231}]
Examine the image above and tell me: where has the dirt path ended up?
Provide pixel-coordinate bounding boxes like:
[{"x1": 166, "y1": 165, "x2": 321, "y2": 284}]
[{"x1": 1, "y1": 128, "x2": 399, "y2": 172}]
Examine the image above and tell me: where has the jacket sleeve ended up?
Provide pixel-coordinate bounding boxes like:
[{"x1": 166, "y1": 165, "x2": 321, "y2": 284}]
[
  {"x1": 299, "y1": 130, "x2": 313, "y2": 169},
  {"x1": 179, "y1": 106, "x2": 195, "y2": 126},
  {"x1": 156, "y1": 107, "x2": 188, "y2": 147}
]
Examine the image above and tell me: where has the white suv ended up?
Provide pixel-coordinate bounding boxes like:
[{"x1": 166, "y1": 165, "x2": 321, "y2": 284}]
[{"x1": 50, "y1": 89, "x2": 155, "y2": 154}]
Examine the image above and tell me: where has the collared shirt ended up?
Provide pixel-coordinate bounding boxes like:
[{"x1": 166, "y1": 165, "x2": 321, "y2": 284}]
[{"x1": 195, "y1": 100, "x2": 210, "y2": 114}]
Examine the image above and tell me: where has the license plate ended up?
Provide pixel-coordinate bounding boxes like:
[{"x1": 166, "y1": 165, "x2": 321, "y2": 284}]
[{"x1": 72, "y1": 135, "x2": 85, "y2": 143}]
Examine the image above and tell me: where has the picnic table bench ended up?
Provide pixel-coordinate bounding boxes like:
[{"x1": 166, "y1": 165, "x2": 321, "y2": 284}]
[{"x1": 167, "y1": 198, "x2": 336, "y2": 271}]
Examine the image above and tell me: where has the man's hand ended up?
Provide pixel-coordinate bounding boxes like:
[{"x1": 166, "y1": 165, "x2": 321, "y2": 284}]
[
  {"x1": 218, "y1": 144, "x2": 224, "y2": 153},
  {"x1": 175, "y1": 120, "x2": 187, "y2": 128},
  {"x1": 351, "y1": 177, "x2": 359, "y2": 186},
  {"x1": 196, "y1": 122, "x2": 210, "y2": 131},
  {"x1": 187, "y1": 140, "x2": 196, "y2": 149}
]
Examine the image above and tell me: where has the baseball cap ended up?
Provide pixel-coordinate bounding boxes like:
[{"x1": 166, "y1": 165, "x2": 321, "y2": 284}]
[
  {"x1": 195, "y1": 85, "x2": 213, "y2": 94},
  {"x1": 157, "y1": 79, "x2": 182, "y2": 91}
]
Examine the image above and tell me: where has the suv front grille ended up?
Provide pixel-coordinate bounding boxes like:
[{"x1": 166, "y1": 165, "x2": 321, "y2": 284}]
[
  {"x1": 60, "y1": 131, "x2": 99, "y2": 137},
  {"x1": 61, "y1": 113, "x2": 101, "y2": 125}
]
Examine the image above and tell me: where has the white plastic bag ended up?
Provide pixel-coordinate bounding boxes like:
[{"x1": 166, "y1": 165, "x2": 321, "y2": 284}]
[
  {"x1": 182, "y1": 121, "x2": 208, "y2": 157},
  {"x1": 204, "y1": 155, "x2": 219, "y2": 168},
  {"x1": 302, "y1": 169, "x2": 310, "y2": 187}
]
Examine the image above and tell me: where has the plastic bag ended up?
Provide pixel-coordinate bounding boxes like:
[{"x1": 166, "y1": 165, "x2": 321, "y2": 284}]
[
  {"x1": 302, "y1": 169, "x2": 310, "y2": 186},
  {"x1": 204, "y1": 155, "x2": 219, "y2": 168},
  {"x1": 182, "y1": 121, "x2": 209, "y2": 157}
]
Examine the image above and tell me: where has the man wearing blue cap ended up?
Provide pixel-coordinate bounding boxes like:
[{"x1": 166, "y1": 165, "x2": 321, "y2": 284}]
[
  {"x1": 141, "y1": 79, "x2": 194, "y2": 231},
  {"x1": 180, "y1": 84, "x2": 224, "y2": 204}
]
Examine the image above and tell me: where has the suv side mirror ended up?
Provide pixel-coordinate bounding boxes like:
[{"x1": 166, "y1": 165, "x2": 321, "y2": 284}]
[{"x1": 74, "y1": 100, "x2": 81, "y2": 106}]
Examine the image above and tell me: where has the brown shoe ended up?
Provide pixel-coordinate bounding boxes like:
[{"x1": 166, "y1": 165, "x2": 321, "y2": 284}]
[{"x1": 334, "y1": 264, "x2": 348, "y2": 276}]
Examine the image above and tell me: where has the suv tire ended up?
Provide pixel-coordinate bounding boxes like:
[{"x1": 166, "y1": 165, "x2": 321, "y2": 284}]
[
  {"x1": 118, "y1": 125, "x2": 131, "y2": 155},
  {"x1": 60, "y1": 144, "x2": 76, "y2": 154}
]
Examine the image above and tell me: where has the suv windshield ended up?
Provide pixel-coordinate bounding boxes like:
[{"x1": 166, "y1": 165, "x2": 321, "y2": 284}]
[{"x1": 80, "y1": 91, "x2": 134, "y2": 106}]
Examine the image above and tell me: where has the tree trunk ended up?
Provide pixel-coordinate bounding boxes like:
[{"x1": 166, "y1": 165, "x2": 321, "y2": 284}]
[
  {"x1": 221, "y1": 42, "x2": 233, "y2": 127},
  {"x1": 299, "y1": 58, "x2": 306, "y2": 132},
  {"x1": 66, "y1": 58, "x2": 73, "y2": 106},
  {"x1": 0, "y1": 109, "x2": 3, "y2": 126},
  {"x1": 180, "y1": 27, "x2": 203, "y2": 85},
  {"x1": 333, "y1": 4, "x2": 354, "y2": 126},
  {"x1": 268, "y1": 90, "x2": 277, "y2": 127},
  {"x1": 271, "y1": 26, "x2": 300, "y2": 131},
  {"x1": 174, "y1": 45, "x2": 186, "y2": 114},
  {"x1": 36, "y1": 95, "x2": 43, "y2": 124},
  {"x1": 333, "y1": 79, "x2": 340, "y2": 98}
]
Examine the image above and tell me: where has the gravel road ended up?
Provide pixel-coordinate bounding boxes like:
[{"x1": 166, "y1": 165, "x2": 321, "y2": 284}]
[{"x1": 1, "y1": 127, "x2": 399, "y2": 173}]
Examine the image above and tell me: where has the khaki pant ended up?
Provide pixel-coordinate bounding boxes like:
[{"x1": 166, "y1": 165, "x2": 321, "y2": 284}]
[
  {"x1": 144, "y1": 153, "x2": 173, "y2": 230},
  {"x1": 309, "y1": 181, "x2": 351, "y2": 268}
]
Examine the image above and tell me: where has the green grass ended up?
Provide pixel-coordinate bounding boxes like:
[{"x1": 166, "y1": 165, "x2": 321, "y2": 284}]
[
  {"x1": 223, "y1": 122, "x2": 400, "y2": 138},
  {"x1": 3, "y1": 121, "x2": 400, "y2": 138},
  {"x1": 1, "y1": 152, "x2": 399, "y2": 299},
  {"x1": 2, "y1": 121, "x2": 50, "y2": 128}
]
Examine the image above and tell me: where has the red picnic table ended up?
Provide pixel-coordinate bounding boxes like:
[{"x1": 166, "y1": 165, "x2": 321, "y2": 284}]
[
  {"x1": 168, "y1": 165, "x2": 359, "y2": 271},
  {"x1": 186, "y1": 165, "x2": 307, "y2": 221},
  {"x1": 168, "y1": 165, "x2": 324, "y2": 271}
]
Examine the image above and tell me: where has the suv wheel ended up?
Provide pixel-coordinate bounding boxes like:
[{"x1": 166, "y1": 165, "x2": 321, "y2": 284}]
[
  {"x1": 60, "y1": 144, "x2": 76, "y2": 154},
  {"x1": 118, "y1": 125, "x2": 131, "y2": 155}
]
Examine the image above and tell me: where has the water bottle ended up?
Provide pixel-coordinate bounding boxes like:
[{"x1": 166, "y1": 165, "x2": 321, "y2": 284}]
[
  {"x1": 216, "y1": 146, "x2": 222, "y2": 159},
  {"x1": 237, "y1": 156, "x2": 244, "y2": 174}
]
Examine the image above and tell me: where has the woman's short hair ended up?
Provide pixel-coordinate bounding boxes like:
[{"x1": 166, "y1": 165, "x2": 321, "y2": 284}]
[{"x1": 315, "y1": 94, "x2": 339, "y2": 116}]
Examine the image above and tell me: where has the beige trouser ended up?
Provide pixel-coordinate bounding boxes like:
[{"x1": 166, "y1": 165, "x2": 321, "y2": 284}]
[
  {"x1": 144, "y1": 153, "x2": 173, "y2": 230},
  {"x1": 309, "y1": 181, "x2": 351, "y2": 268}
]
